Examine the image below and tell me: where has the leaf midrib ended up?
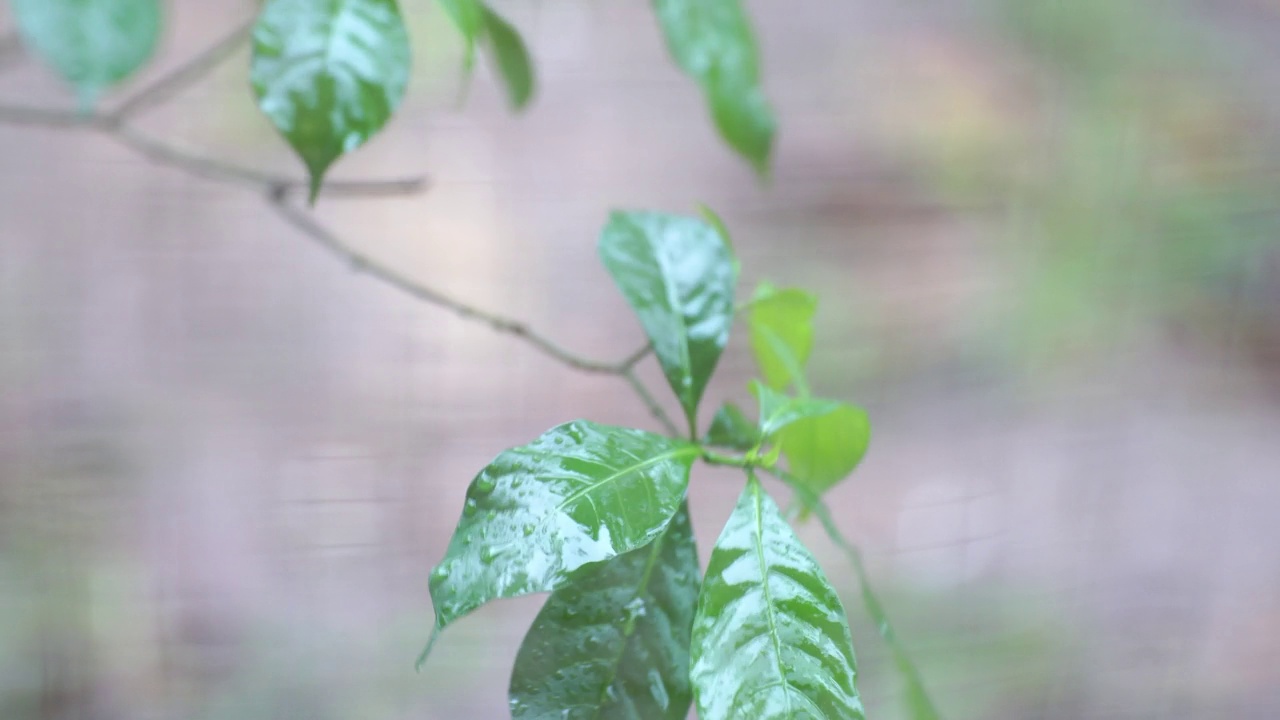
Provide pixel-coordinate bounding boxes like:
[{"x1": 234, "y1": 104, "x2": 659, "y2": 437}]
[
  {"x1": 557, "y1": 444, "x2": 697, "y2": 510},
  {"x1": 749, "y1": 479, "x2": 795, "y2": 719},
  {"x1": 591, "y1": 519, "x2": 673, "y2": 716}
]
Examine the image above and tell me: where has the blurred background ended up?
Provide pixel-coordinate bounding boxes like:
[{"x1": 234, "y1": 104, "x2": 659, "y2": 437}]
[{"x1": 3, "y1": 0, "x2": 1280, "y2": 718}]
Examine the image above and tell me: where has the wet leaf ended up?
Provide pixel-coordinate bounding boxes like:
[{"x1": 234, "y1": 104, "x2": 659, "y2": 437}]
[
  {"x1": 12, "y1": 0, "x2": 162, "y2": 108},
  {"x1": 599, "y1": 211, "x2": 738, "y2": 431},
  {"x1": 691, "y1": 476, "x2": 865, "y2": 719},
  {"x1": 704, "y1": 402, "x2": 759, "y2": 451},
  {"x1": 251, "y1": 0, "x2": 411, "y2": 201},
  {"x1": 752, "y1": 381, "x2": 839, "y2": 440},
  {"x1": 428, "y1": 421, "x2": 699, "y2": 629},
  {"x1": 780, "y1": 404, "x2": 870, "y2": 497},
  {"x1": 509, "y1": 503, "x2": 699, "y2": 720},
  {"x1": 652, "y1": 0, "x2": 776, "y2": 172},
  {"x1": 749, "y1": 283, "x2": 818, "y2": 392}
]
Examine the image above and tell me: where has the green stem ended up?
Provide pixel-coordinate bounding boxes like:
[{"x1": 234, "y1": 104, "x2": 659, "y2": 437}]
[{"x1": 763, "y1": 468, "x2": 942, "y2": 720}]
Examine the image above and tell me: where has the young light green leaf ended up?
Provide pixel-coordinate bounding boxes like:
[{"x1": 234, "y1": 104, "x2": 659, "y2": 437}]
[
  {"x1": 779, "y1": 404, "x2": 870, "y2": 497},
  {"x1": 436, "y1": 0, "x2": 484, "y2": 69},
  {"x1": 428, "y1": 421, "x2": 699, "y2": 629},
  {"x1": 12, "y1": 0, "x2": 162, "y2": 109},
  {"x1": 749, "y1": 283, "x2": 818, "y2": 392},
  {"x1": 651, "y1": 0, "x2": 776, "y2": 173},
  {"x1": 690, "y1": 476, "x2": 865, "y2": 720},
  {"x1": 251, "y1": 0, "x2": 411, "y2": 202},
  {"x1": 752, "y1": 381, "x2": 840, "y2": 439},
  {"x1": 599, "y1": 211, "x2": 738, "y2": 432},
  {"x1": 704, "y1": 402, "x2": 759, "y2": 451},
  {"x1": 509, "y1": 503, "x2": 699, "y2": 720},
  {"x1": 480, "y1": 6, "x2": 534, "y2": 110}
]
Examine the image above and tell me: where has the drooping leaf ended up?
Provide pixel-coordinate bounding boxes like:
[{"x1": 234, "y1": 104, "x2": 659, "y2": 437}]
[
  {"x1": 435, "y1": 0, "x2": 535, "y2": 109},
  {"x1": 749, "y1": 283, "x2": 818, "y2": 392},
  {"x1": 435, "y1": 0, "x2": 484, "y2": 69},
  {"x1": 428, "y1": 421, "x2": 699, "y2": 629},
  {"x1": 691, "y1": 476, "x2": 865, "y2": 719},
  {"x1": 509, "y1": 503, "x2": 699, "y2": 720},
  {"x1": 480, "y1": 6, "x2": 534, "y2": 110},
  {"x1": 651, "y1": 0, "x2": 776, "y2": 173},
  {"x1": 779, "y1": 404, "x2": 870, "y2": 497},
  {"x1": 251, "y1": 0, "x2": 411, "y2": 202},
  {"x1": 752, "y1": 381, "x2": 839, "y2": 439},
  {"x1": 599, "y1": 211, "x2": 738, "y2": 431},
  {"x1": 12, "y1": 0, "x2": 162, "y2": 109},
  {"x1": 704, "y1": 402, "x2": 758, "y2": 451}
]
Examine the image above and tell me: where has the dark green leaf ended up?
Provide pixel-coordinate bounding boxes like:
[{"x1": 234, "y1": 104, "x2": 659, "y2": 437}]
[
  {"x1": 752, "y1": 381, "x2": 839, "y2": 439},
  {"x1": 780, "y1": 404, "x2": 870, "y2": 497},
  {"x1": 599, "y1": 211, "x2": 738, "y2": 431},
  {"x1": 749, "y1": 283, "x2": 818, "y2": 392},
  {"x1": 480, "y1": 6, "x2": 534, "y2": 110},
  {"x1": 691, "y1": 476, "x2": 865, "y2": 719},
  {"x1": 436, "y1": 0, "x2": 534, "y2": 109},
  {"x1": 251, "y1": 0, "x2": 411, "y2": 202},
  {"x1": 428, "y1": 421, "x2": 699, "y2": 629},
  {"x1": 509, "y1": 503, "x2": 699, "y2": 720},
  {"x1": 704, "y1": 402, "x2": 759, "y2": 451},
  {"x1": 12, "y1": 0, "x2": 161, "y2": 108},
  {"x1": 651, "y1": 0, "x2": 776, "y2": 172}
]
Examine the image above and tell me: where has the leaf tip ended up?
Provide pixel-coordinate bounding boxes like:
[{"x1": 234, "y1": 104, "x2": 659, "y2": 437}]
[{"x1": 414, "y1": 622, "x2": 443, "y2": 672}]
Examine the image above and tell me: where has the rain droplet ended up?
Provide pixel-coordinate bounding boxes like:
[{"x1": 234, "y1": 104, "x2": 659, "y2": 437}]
[
  {"x1": 473, "y1": 474, "x2": 497, "y2": 496},
  {"x1": 481, "y1": 545, "x2": 501, "y2": 563},
  {"x1": 522, "y1": 524, "x2": 535, "y2": 537},
  {"x1": 462, "y1": 498, "x2": 479, "y2": 517}
]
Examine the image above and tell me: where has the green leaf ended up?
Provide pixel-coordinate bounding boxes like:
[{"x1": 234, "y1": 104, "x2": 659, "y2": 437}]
[
  {"x1": 749, "y1": 283, "x2": 818, "y2": 392},
  {"x1": 428, "y1": 420, "x2": 699, "y2": 629},
  {"x1": 752, "y1": 381, "x2": 839, "y2": 439},
  {"x1": 250, "y1": 0, "x2": 411, "y2": 202},
  {"x1": 436, "y1": 0, "x2": 535, "y2": 109},
  {"x1": 690, "y1": 475, "x2": 865, "y2": 720},
  {"x1": 12, "y1": 0, "x2": 162, "y2": 109},
  {"x1": 651, "y1": 0, "x2": 776, "y2": 173},
  {"x1": 436, "y1": 0, "x2": 484, "y2": 69},
  {"x1": 480, "y1": 6, "x2": 534, "y2": 110},
  {"x1": 704, "y1": 402, "x2": 759, "y2": 451},
  {"x1": 599, "y1": 211, "x2": 738, "y2": 432},
  {"x1": 509, "y1": 503, "x2": 699, "y2": 720},
  {"x1": 779, "y1": 404, "x2": 870, "y2": 497}
]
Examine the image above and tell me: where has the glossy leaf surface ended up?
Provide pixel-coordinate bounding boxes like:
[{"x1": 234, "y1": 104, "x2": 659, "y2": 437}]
[
  {"x1": 652, "y1": 0, "x2": 776, "y2": 172},
  {"x1": 251, "y1": 0, "x2": 410, "y2": 201},
  {"x1": 599, "y1": 211, "x2": 737, "y2": 430},
  {"x1": 749, "y1": 283, "x2": 818, "y2": 391},
  {"x1": 780, "y1": 404, "x2": 871, "y2": 496},
  {"x1": 691, "y1": 477, "x2": 865, "y2": 720},
  {"x1": 752, "y1": 381, "x2": 840, "y2": 440},
  {"x1": 12, "y1": 0, "x2": 161, "y2": 108},
  {"x1": 704, "y1": 402, "x2": 758, "y2": 451},
  {"x1": 428, "y1": 421, "x2": 699, "y2": 629},
  {"x1": 509, "y1": 503, "x2": 699, "y2": 720}
]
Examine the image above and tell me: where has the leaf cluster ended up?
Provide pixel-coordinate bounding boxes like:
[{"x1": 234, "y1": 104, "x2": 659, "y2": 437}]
[
  {"x1": 422, "y1": 210, "x2": 874, "y2": 719},
  {"x1": 10, "y1": 0, "x2": 775, "y2": 200}
]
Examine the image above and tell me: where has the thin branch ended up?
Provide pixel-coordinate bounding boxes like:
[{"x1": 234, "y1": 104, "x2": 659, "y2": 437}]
[
  {"x1": 110, "y1": 18, "x2": 256, "y2": 121},
  {"x1": 266, "y1": 191, "x2": 642, "y2": 374},
  {"x1": 766, "y1": 469, "x2": 943, "y2": 720},
  {"x1": 0, "y1": 104, "x2": 92, "y2": 128},
  {"x1": 622, "y1": 369, "x2": 680, "y2": 436},
  {"x1": 111, "y1": 126, "x2": 426, "y2": 196}
]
